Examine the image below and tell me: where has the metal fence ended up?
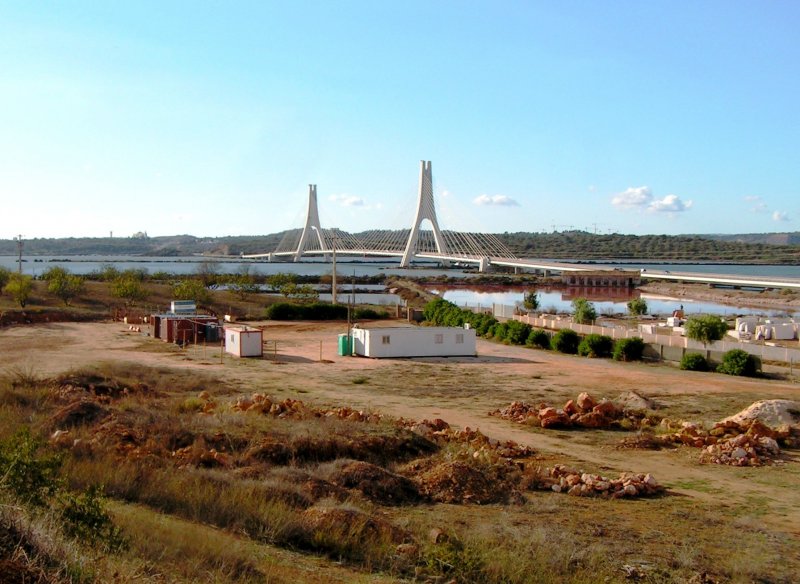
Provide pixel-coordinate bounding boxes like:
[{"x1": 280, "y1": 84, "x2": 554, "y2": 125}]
[{"x1": 499, "y1": 305, "x2": 800, "y2": 366}]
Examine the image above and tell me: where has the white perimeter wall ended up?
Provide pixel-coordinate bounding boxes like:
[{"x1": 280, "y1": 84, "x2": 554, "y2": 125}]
[{"x1": 352, "y1": 327, "x2": 476, "y2": 358}]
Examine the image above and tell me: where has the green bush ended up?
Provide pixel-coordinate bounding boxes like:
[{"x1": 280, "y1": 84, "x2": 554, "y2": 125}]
[
  {"x1": 60, "y1": 485, "x2": 127, "y2": 552},
  {"x1": 525, "y1": 328, "x2": 550, "y2": 350},
  {"x1": 491, "y1": 322, "x2": 509, "y2": 341},
  {"x1": 627, "y1": 298, "x2": 648, "y2": 316},
  {"x1": 685, "y1": 315, "x2": 728, "y2": 345},
  {"x1": 265, "y1": 302, "x2": 348, "y2": 321},
  {"x1": 0, "y1": 427, "x2": 62, "y2": 506},
  {"x1": 422, "y1": 298, "x2": 497, "y2": 338},
  {"x1": 353, "y1": 307, "x2": 388, "y2": 320},
  {"x1": 717, "y1": 349, "x2": 759, "y2": 377},
  {"x1": 612, "y1": 337, "x2": 645, "y2": 362},
  {"x1": 551, "y1": 329, "x2": 580, "y2": 354},
  {"x1": 577, "y1": 334, "x2": 613, "y2": 358},
  {"x1": 504, "y1": 320, "x2": 532, "y2": 345},
  {"x1": 680, "y1": 352, "x2": 709, "y2": 371},
  {"x1": 571, "y1": 298, "x2": 597, "y2": 324}
]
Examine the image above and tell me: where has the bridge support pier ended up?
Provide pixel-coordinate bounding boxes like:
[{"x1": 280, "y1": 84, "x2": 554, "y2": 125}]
[
  {"x1": 400, "y1": 161, "x2": 448, "y2": 267},
  {"x1": 294, "y1": 185, "x2": 326, "y2": 262},
  {"x1": 479, "y1": 257, "x2": 490, "y2": 273}
]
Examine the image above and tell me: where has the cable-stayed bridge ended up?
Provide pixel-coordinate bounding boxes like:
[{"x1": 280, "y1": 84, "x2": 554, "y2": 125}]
[
  {"x1": 244, "y1": 161, "x2": 587, "y2": 273},
  {"x1": 242, "y1": 161, "x2": 800, "y2": 289}
]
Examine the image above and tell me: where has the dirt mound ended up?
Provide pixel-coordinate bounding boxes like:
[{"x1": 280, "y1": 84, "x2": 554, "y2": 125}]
[
  {"x1": 721, "y1": 400, "x2": 800, "y2": 428},
  {"x1": 56, "y1": 373, "x2": 147, "y2": 401},
  {"x1": 48, "y1": 399, "x2": 108, "y2": 429},
  {"x1": 414, "y1": 460, "x2": 517, "y2": 505},
  {"x1": 327, "y1": 460, "x2": 420, "y2": 505},
  {"x1": 302, "y1": 506, "x2": 409, "y2": 544}
]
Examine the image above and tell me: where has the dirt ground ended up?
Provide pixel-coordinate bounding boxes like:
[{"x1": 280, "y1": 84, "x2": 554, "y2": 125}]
[{"x1": 2, "y1": 319, "x2": 800, "y2": 540}]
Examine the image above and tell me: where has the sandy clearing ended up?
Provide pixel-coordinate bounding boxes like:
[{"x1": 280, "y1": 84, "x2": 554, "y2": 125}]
[{"x1": 2, "y1": 320, "x2": 799, "y2": 537}]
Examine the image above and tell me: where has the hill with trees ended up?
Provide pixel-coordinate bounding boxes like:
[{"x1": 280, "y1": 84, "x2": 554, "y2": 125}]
[{"x1": 2, "y1": 230, "x2": 799, "y2": 263}]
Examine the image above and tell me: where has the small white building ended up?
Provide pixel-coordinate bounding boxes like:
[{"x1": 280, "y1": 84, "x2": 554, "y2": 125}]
[
  {"x1": 351, "y1": 326, "x2": 476, "y2": 358},
  {"x1": 224, "y1": 325, "x2": 263, "y2": 358}
]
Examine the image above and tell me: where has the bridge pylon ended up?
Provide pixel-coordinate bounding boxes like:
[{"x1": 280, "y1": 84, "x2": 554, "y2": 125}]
[
  {"x1": 400, "y1": 161, "x2": 448, "y2": 267},
  {"x1": 294, "y1": 184, "x2": 326, "y2": 262}
]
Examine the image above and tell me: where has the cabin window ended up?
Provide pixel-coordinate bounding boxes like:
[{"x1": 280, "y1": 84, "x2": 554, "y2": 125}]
[
  {"x1": 382, "y1": 335, "x2": 391, "y2": 345},
  {"x1": 456, "y1": 334, "x2": 464, "y2": 344},
  {"x1": 435, "y1": 334, "x2": 444, "y2": 344}
]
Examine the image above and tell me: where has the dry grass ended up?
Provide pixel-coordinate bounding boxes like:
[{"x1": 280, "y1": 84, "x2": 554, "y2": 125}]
[{"x1": 3, "y1": 357, "x2": 800, "y2": 583}]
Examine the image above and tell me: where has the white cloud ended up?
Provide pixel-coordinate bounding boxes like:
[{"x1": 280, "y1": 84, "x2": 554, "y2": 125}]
[
  {"x1": 743, "y1": 195, "x2": 768, "y2": 213},
  {"x1": 648, "y1": 194, "x2": 692, "y2": 213},
  {"x1": 611, "y1": 186, "x2": 652, "y2": 209},
  {"x1": 473, "y1": 194, "x2": 519, "y2": 206},
  {"x1": 328, "y1": 194, "x2": 364, "y2": 207},
  {"x1": 612, "y1": 186, "x2": 692, "y2": 214},
  {"x1": 772, "y1": 211, "x2": 790, "y2": 222}
]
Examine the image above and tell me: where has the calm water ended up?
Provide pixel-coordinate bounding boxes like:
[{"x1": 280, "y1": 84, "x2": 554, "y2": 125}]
[
  {"x1": 2, "y1": 255, "x2": 799, "y2": 279},
  {"x1": 434, "y1": 288, "x2": 797, "y2": 318},
  {"x1": 0, "y1": 255, "x2": 469, "y2": 278}
]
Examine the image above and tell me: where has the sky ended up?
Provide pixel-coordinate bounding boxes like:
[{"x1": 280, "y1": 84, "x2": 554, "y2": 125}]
[{"x1": 1, "y1": 1, "x2": 799, "y2": 239}]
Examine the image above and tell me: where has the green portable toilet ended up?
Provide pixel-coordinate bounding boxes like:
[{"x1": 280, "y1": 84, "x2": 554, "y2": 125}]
[{"x1": 337, "y1": 333, "x2": 351, "y2": 356}]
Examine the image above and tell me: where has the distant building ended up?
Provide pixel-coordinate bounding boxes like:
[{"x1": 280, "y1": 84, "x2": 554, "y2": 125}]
[{"x1": 561, "y1": 270, "x2": 640, "y2": 288}]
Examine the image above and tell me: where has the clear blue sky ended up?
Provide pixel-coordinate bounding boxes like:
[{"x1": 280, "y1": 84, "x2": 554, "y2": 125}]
[{"x1": 1, "y1": 1, "x2": 798, "y2": 239}]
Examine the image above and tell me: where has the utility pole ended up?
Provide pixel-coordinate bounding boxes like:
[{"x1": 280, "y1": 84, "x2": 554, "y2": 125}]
[
  {"x1": 16, "y1": 235, "x2": 23, "y2": 274},
  {"x1": 331, "y1": 234, "x2": 338, "y2": 305}
]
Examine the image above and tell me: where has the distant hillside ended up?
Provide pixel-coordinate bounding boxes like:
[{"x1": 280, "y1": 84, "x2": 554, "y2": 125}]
[
  {"x1": 495, "y1": 231, "x2": 800, "y2": 263},
  {"x1": 1, "y1": 231, "x2": 799, "y2": 263},
  {"x1": 698, "y1": 232, "x2": 800, "y2": 245},
  {"x1": 0, "y1": 233, "x2": 286, "y2": 256}
]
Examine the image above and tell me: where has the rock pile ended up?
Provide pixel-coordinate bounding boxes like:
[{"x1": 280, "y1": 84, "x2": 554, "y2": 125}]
[
  {"x1": 490, "y1": 392, "x2": 656, "y2": 430},
  {"x1": 538, "y1": 464, "x2": 664, "y2": 498},
  {"x1": 622, "y1": 417, "x2": 798, "y2": 466}
]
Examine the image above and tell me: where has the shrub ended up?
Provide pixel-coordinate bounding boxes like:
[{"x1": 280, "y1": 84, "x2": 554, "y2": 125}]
[
  {"x1": 491, "y1": 322, "x2": 509, "y2": 341},
  {"x1": 577, "y1": 334, "x2": 613, "y2": 358},
  {"x1": 353, "y1": 308, "x2": 388, "y2": 320},
  {"x1": 680, "y1": 352, "x2": 709, "y2": 371},
  {"x1": 551, "y1": 329, "x2": 580, "y2": 354},
  {"x1": 4, "y1": 273, "x2": 34, "y2": 307},
  {"x1": 60, "y1": 485, "x2": 127, "y2": 552},
  {"x1": 422, "y1": 298, "x2": 497, "y2": 337},
  {"x1": 0, "y1": 266, "x2": 10, "y2": 290},
  {"x1": 613, "y1": 337, "x2": 645, "y2": 362},
  {"x1": 172, "y1": 279, "x2": 211, "y2": 305},
  {"x1": 717, "y1": 349, "x2": 759, "y2": 377},
  {"x1": 685, "y1": 315, "x2": 728, "y2": 346},
  {"x1": 44, "y1": 268, "x2": 85, "y2": 306},
  {"x1": 504, "y1": 320, "x2": 531, "y2": 345},
  {"x1": 627, "y1": 298, "x2": 648, "y2": 316},
  {"x1": 525, "y1": 328, "x2": 550, "y2": 350},
  {"x1": 571, "y1": 298, "x2": 597, "y2": 324},
  {"x1": 0, "y1": 427, "x2": 62, "y2": 506},
  {"x1": 265, "y1": 302, "x2": 348, "y2": 321}
]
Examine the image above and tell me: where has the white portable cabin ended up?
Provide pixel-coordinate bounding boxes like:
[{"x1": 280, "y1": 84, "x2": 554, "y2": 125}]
[
  {"x1": 224, "y1": 325, "x2": 263, "y2": 357},
  {"x1": 351, "y1": 326, "x2": 476, "y2": 358}
]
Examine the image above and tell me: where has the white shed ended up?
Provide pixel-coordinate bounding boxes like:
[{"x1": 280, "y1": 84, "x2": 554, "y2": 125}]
[
  {"x1": 224, "y1": 325, "x2": 263, "y2": 358},
  {"x1": 351, "y1": 326, "x2": 476, "y2": 358}
]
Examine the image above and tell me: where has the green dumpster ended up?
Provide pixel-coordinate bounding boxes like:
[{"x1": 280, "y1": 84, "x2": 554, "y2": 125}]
[{"x1": 337, "y1": 334, "x2": 351, "y2": 356}]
